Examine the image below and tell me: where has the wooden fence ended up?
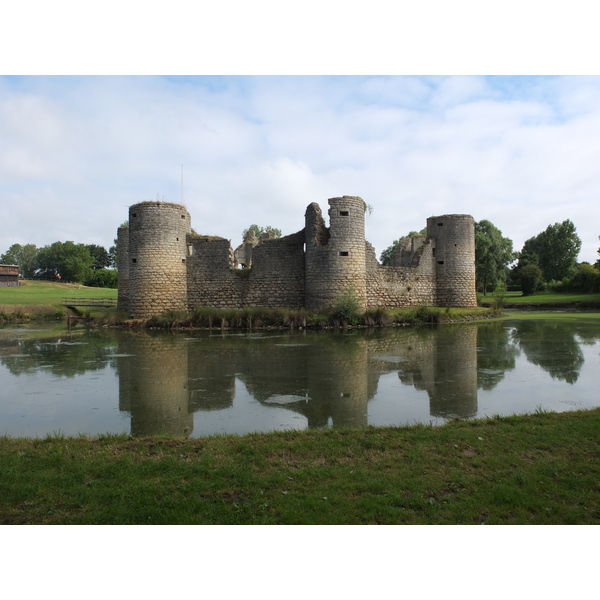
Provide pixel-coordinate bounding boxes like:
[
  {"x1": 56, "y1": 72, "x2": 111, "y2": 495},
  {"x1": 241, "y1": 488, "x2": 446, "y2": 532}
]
[{"x1": 61, "y1": 297, "x2": 118, "y2": 308}]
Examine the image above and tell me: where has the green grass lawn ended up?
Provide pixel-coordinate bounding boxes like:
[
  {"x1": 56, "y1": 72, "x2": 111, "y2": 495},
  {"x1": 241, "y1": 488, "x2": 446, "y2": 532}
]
[
  {"x1": 480, "y1": 290, "x2": 600, "y2": 304},
  {"x1": 0, "y1": 280, "x2": 117, "y2": 307},
  {"x1": 1, "y1": 408, "x2": 598, "y2": 525},
  {"x1": 500, "y1": 311, "x2": 600, "y2": 324}
]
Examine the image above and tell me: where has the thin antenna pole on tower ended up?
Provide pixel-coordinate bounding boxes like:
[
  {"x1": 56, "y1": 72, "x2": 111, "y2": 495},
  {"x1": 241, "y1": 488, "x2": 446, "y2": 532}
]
[{"x1": 181, "y1": 164, "x2": 183, "y2": 204}]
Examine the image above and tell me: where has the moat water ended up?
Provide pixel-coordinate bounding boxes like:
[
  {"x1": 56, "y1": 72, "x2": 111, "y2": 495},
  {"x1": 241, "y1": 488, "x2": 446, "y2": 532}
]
[{"x1": 1, "y1": 315, "x2": 599, "y2": 438}]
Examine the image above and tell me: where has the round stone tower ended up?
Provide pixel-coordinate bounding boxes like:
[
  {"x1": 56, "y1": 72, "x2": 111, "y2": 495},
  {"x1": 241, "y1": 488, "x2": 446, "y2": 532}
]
[
  {"x1": 426, "y1": 214, "x2": 477, "y2": 308},
  {"x1": 305, "y1": 196, "x2": 367, "y2": 311},
  {"x1": 127, "y1": 201, "x2": 191, "y2": 318}
]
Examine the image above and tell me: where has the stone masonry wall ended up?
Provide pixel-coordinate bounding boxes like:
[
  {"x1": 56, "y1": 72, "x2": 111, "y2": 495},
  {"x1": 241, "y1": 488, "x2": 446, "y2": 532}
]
[
  {"x1": 243, "y1": 231, "x2": 305, "y2": 308},
  {"x1": 366, "y1": 241, "x2": 438, "y2": 308},
  {"x1": 116, "y1": 226, "x2": 129, "y2": 311},
  {"x1": 186, "y1": 237, "x2": 243, "y2": 308},
  {"x1": 186, "y1": 232, "x2": 305, "y2": 309},
  {"x1": 119, "y1": 199, "x2": 477, "y2": 317}
]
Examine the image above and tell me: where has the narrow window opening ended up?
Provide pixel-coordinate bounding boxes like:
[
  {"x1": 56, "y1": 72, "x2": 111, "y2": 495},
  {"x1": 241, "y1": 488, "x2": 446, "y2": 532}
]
[
  {"x1": 340, "y1": 211, "x2": 349, "y2": 216},
  {"x1": 132, "y1": 258, "x2": 137, "y2": 263},
  {"x1": 132, "y1": 213, "x2": 137, "y2": 218},
  {"x1": 437, "y1": 260, "x2": 445, "y2": 265},
  {"x1": 437, "y1": 222, "x2": 444, "y2": 226},
  {"x1": 181, "y1": 215, "x2": 186, "y2": 219},
  {"x1": 339, "y1": 251, "x2": 349, "y2": 257},
  {"x1": 182, "y1": 259, "x2": 186, "y2": 263}
]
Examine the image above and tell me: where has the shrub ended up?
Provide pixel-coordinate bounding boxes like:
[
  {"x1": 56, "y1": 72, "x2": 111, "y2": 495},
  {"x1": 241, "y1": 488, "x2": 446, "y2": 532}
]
[
  {"x1": 84, "y1": 269, "x2": 118, "y2": 288},
  {"x1": 330, "y1": 288, "x2": 362, "y2": 325},
  {"x1": 148, "y1": 310, "x2": 190, "y2": 328},
  {"x1": 491, "y1": 285, "x2": 507, "y2": 313},
  {"x1": 234, "y1": 268, "x2": 252, "y2": 279},
  {"x1": 561, "y1": 264, "x2": 600, "y2": 293},
  {"x1": 191, "y1": 306, "x2": 221, "y2": 328},
  {"x1": 363, "y1": 308, "x2": 392, "y2": 327},
  {"x1": 413, "y1": 303, "x2": 439, "y2": 323},
  {"x1": 520, "y1": 264, "x2": 545, "y2": 296}
]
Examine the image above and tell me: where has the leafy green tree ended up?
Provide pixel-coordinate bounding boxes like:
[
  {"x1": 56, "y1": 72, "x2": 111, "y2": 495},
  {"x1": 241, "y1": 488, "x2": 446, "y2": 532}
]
[
  {"x1": 86, "y1": 244, "x2": 111, "y2": 270},
  {"x1": 518, "y1": 220, "x2": 581, "y2": 282},
  {"x1": 0, "y1": 243, "x2": 38, "y2": 278},
  {"x1": 380, "y1": 239, "x2": 401, "y2": 265},
  {"x1": 36, "y1": 241, "x2": 94, "y2": 283},
  {"x1": 475, "y1": 220, "x2": 515, "y2": 295},
  {"x1": 520, "y1": 263, "x2": 545, "y2": 296},
  {"x1": 595, "y1": 236, "x2": 600, "y2": 270},
  {"x1": 242, "y1": 225, "x2": 282, "y2": 241},
  {"x1": 562, "y1": 263, "x2": 600, "y2": 293}
]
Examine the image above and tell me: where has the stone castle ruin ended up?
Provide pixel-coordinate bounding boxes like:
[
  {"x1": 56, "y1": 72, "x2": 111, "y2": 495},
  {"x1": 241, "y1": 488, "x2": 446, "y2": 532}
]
[{"x1": 117, "y1": 195, "x2": 476, "y2": 319}]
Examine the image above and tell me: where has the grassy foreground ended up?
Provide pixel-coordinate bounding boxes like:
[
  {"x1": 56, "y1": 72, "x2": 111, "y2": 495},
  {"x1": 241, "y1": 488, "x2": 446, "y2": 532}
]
[{"x1": 1, "y1": 408, "x2": 599, "y2": 525}]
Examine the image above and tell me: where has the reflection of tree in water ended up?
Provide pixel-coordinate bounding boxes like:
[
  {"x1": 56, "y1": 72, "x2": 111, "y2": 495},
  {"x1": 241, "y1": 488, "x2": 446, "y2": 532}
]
[
  {"x1": 0, "y1": 331, "x2": 118, "y2": 378},
  {"x1": 476, "y1": 322, "x2": 520, "y2": 391},
  {"x1": 510, "y1": 320, "x2": 584, "y2": 383},
  {"x1": 570, "y1": 321, "x2": 600, "y2": 346}
]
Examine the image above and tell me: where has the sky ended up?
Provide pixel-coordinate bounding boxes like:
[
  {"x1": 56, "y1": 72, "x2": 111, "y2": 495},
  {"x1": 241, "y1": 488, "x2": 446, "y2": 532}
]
[{"x1": 1, "y1": 74, "x2": 599, "y2": 264}]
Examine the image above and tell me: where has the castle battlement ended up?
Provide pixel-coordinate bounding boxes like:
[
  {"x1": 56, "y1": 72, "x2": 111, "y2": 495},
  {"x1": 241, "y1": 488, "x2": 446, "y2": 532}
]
[{"x1": 117, "y1": 197, "x2": 477, "y2": 319}]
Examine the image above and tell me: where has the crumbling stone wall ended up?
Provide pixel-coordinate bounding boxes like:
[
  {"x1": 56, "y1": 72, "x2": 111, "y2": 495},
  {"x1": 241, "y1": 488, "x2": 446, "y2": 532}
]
[
  {"x1": 117, "y1": 197, "x2": 477, "y2": 318},
  {"x1": 243, "y1": 232, "x2": 305, "y2": 308},
  {"x1": 186, "y1": 232, "x2": 305, "y2": 309},
  {"x1": 187, "y1": 237, "x2": 241, "y2": 308},
  {"x1": 366, "y1": 240, "x2": 438, "y2": 308}
]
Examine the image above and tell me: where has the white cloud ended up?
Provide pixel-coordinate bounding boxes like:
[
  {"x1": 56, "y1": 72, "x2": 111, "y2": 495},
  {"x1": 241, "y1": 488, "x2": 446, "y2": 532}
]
[{"x1": 1, "y1": 75, "x2": 599, "y2": 264}]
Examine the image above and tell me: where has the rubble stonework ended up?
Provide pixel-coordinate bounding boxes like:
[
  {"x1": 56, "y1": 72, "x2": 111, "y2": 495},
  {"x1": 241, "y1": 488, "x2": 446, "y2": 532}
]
[{"x1": 117, "y1": 197, "x2": 477, "y2": 319}]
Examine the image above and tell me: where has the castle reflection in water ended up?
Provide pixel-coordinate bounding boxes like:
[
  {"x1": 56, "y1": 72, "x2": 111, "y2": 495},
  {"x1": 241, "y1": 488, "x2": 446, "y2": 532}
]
[{"x1": 116, "y1": 325, "x2": 482, "y2": 437}]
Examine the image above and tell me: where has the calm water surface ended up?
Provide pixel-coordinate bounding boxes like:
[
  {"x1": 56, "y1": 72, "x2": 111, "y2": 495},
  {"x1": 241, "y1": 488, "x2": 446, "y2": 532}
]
[{"x1": 1, "y1": 317, "x2": 599, "y2": 437}]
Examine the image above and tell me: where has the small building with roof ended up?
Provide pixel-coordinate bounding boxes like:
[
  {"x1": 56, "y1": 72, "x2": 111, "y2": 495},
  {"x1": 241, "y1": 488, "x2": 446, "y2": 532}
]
[{"x1": 0, "y1": 264, "x2": 19, "y2": 287}]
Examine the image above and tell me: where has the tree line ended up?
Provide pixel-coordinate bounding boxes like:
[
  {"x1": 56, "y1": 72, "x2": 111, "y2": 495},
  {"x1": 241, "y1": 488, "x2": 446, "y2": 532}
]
[
  {"x1": 380, "y1": 219, "x2": 600, "y2": 296},
  {"x1": 1, "y1": 241, "x2": 117, "y2": 288}
]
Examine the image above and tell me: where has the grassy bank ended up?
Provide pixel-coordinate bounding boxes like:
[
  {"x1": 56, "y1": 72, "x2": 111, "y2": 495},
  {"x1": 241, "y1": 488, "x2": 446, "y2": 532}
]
[
  {"x1": 480, "y1": 290, "x2": 600, "y2": 309},
  {"x1": 0, "y1": 279, "x2": 117, "y2": 306},
  {"x1": 0, "y1": 280, "x2": 118, "y2": 322},
  {"x1": 1, "y1": 408, "x2": 598, "y2": 525},
  {"x1": 144, "y1": 304, "x2": 496, "y2": 330}
]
